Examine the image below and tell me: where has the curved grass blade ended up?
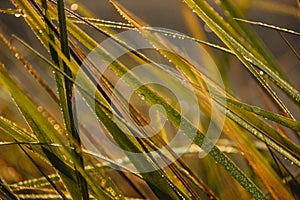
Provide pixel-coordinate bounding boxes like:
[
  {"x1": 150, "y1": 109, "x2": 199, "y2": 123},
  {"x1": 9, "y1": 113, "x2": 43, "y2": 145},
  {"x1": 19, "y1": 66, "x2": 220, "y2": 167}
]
[
  {"x1": 224, "y1": 96, "x2": 300, "y2": 132},
  {"x1": 219, "y1": 0, "x2": 287, "y2": 77},
  {"x1": 188, "y1": 73, "x2": 300, "y2": 165},
  {"x1": 235, "y1": 18, "x2": 300, "y2": 36},
  {"x1": 183, "y1": 0, "x2": 300, "y2": 118},
  {"x1": 214, "y1": 99, "x2": 300, "y2": 166}
]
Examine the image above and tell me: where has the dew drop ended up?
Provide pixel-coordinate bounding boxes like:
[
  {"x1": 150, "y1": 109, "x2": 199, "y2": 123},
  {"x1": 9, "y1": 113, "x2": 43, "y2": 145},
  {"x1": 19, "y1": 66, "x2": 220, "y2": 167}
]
[
  {"x1": 291, "y1": 162, "x2": 294, "y2": 165},
  {"x1": 48, "y1": 117, "x2": 55, "y2": 125},
  {"x1": 204, "y1": 24, "x2": 212, "y2": 33},
  {"x1": 70, "y1": 3, "x2": 78, "y2": 11},
  {"x1": 139, "y1": 94, "x2": 145, "y2": 100},
  {"x1": 37, "y1": 106, "x2": 44, "y2": 112},
  {"x1": 39, "y1": 29, "x2": 43, "y2": 34},
  {"x1": 259, "y1": 71, "x2": 264, "y2": 75},
  {"x1": 192, "y1": 10, "x2": 196, "y2": 13},
  {"x1": 53, "y1": 124, "x2": 60, "y2": 130},
  {"x1": 100, "y1": 179, "x2": 106, "y2": 187},
  {"x1": 282, "y1": 178, "x2": 287, "y2": 183},
  {"x1": 161, "y1": 174, "x2": 165, "y2": 178},
  {"x1": 14, "y1": 13, "x2": 21, "y2": 18}
]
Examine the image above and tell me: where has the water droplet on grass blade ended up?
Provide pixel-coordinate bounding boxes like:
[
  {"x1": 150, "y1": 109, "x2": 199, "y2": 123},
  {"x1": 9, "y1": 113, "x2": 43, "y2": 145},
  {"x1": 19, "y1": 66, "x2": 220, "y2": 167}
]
[
  {"x1": 53, "y1": 124, "x2": 60, "y2": 130},
  {"x1": 14, "y1": 13, "x2": 21, "y2": 18},
  {"x1": 138, "y1": 94, "x2": 145, "y2": 100},
  {"x1": 37, "y1": 106, "x2": 44, "y2": 112},
  {"x1": 14, "y1": 53, "x2": 20, "y2": 59},
  {"x1": 70, "y1": 3, "x2": 78, "y2": 11},
  {"x1": 259, "y1": 71, "x2": 264, "y2": 75}
]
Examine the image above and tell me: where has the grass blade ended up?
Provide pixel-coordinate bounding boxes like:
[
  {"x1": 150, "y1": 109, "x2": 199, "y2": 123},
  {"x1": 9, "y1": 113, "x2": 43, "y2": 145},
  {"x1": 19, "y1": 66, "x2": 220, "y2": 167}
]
[
  {"x1": 183, "y1": 0, "x2": 300, "y2": 117},
  {"x1": 56, "y1": 0, "x2": 89, "y2": 198}
]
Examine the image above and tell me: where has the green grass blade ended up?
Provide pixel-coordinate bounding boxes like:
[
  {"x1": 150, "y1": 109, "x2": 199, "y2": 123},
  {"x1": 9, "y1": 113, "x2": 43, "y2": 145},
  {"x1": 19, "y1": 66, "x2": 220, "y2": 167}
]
[
  {"x1": 183, "y1": 0, "x2": 300, "y2": 117},
  {"x1": 56, "y1": 0, "x2": 89, "y2": 198},
  {"x1": 219, "y1": 0, "x2": 287, "y2": 78},
  {"x1": 211, "y1": 94, "x2": 300, "y2": 164},
  {"x1": 224, "y1": 97, "x2": 300, "y2": 132}
]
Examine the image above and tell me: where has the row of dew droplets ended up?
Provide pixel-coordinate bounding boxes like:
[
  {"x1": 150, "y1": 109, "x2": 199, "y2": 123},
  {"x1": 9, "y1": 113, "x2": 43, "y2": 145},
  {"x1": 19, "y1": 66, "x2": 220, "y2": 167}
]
[
  {"x1": 161, "y1": 172, "x2": 187, "y2": 200},
  {"x1": 37, "y1": 106, "x2": 64, "y2": 134},
  {"x1": 208, "y1": 134, "x2": 266, "y2": 200},
  {"x1": 228, "y1": 155, "x2": 262, "y2": 199},
  {"x1": 226, "y1": 109, "x2": 298, "y2": 167}
]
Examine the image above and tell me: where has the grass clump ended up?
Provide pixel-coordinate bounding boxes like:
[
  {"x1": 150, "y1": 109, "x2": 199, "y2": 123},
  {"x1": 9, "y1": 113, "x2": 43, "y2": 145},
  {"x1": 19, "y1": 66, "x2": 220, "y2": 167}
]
[{"x1": 0, "y1": 0, "x2": 299, "y2": 199}]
